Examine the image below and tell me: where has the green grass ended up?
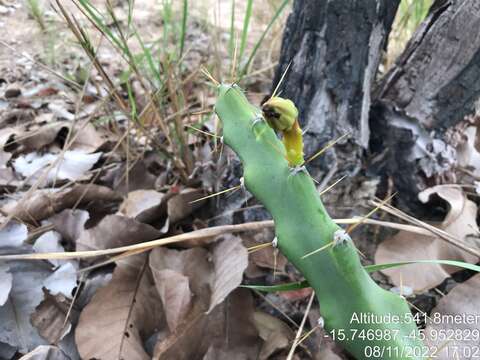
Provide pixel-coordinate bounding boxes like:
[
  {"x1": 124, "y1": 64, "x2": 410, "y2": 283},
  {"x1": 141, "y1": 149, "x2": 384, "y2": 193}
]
[
  {"x1": 228, "y1": 0, "x2": 236, "y2": 58},
  {"x1": 27, "y1": 0, "x2": 59, "y2": 65},
  {"x1": 239, "y1": 0, "x2": 253, "y2": 60},
  {"x1": 55, "y1": 0, "x2": 289, "y2": 182},
  {"x1": 27, "y1": 0, "x2": 46, "y2": 31},
  {"x1": 179, "y1": 0, "x2": 189, "y2": 57},
  {"x1": 238, "y1": 0, "x2": 289, "y2": 80},
  {"x1": 387, "y1": 0, "x2": 433, "y2": 67},
  {"x1": 397, "y1": 0, "x2": 432, "y2": 33},
  {"x1": 243, "y1": 259, "x2": 480, "y2": 293}
]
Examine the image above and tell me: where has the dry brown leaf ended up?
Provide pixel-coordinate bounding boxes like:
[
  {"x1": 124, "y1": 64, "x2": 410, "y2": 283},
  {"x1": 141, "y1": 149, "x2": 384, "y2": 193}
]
[
  {"x1": 70, "y1": 122, "x2": 111, "y2": 153},
  {"x1": 211, "y1": 288, "x2": 260, "y2": 356},
  {"x1": 76, "y1": 270, "x2": 112, "y2": 309},
  {"x1": 153, "y1": 289, "x2": 260, "y2": 360},
  {"x1": 0, "y1": 166, "x2": 18, "y2": 189},
  {"x1": 2, "y1": 184, "x2": 121, "y2": 223},
  {"x1": 422, "y1": 187, "x2": 480, "y2": 267},
  {"x1": 0, "y1": 149, "x2": 11, "y2": 168},
  {"x1": 253, "y1": 311, "x2": 293, "y2": 360},
  {"x1": 18, "y1": 345, "x2": 70, "y2": 360},
  {"x1": 30, "y1": 290, "x2": 72, "y2": 344},
  {"x1": 153, "y1": 296, "x2": 214, "y2": 359},
  {"x1": 0, "y1": 221, "x2": 28, "y2": 248},
  {"x1": 375, "y1": 231, "x2": 449, "y2": 291},
  {"x1": 0, "y1": 126, "x2": 21, "y2": 149},
  {"x1": 12, "y1": 150, "x2": 102, "y2": 184},
  {"x1": 32, "y1": 113, "x2": 55, "y2": 125},
  {"x1": 424, "y1": 274, "x2": 480, "y2": 360},
  {"x1": 375, "y1": 185, "x2": 479, "y2": 291},
  {"x1": 150, "y1": 241, "x2": 255, "y2": 359},
  {"x1": 208, "y1": 235, "x2": 249, "y2": 313},
  {"x1": 104, "y1": 161, "x2": 157, "y2": 194},
  {"x1": 42, "y1": 262, "x2": 77, "y2": 298},
  {"x1": 244, "y1": 229, "x2": 287, "y2": 274},
  {"x1": 202, "y1": 346, "x2": 250, "y2": 360},
  {"x1": 2, "y1": 119, "x2": 107, "y2": 155},
  {"x1": 0, "y1": 261, "x2": 53, "y2": 352},
  {"x1": 117, "y1": 188, "x2": 205, "y2": 231},
  {"x1": 1, "y1": 237, "x2": 76, "y2": 354},
  {"x1": 152, "y1": 270, "x2": 192, "y2": 331},
  {"x1": 166, "y1": 187, "x2": 204, "y2": 224},
  {"x1": 250, "y1": 248, "x2": 287, "y2": 273},
  {"x1": 33, "y1": 231, "x2": 64, "y2": 266},
  {"x1": 75, "y1": 255, "x2": 163, "y2": 360},
  {"x1": 118, "y1": 189, "x2": 166, "y2": 223},
  {"x1": 49, "y1": 209, "x2": 89, "y2": 244},
  {"x1": 13, "y1": 122, "x2": 68, "y2": 153},
  {"x1": 149, "y1": 247, "x2": 212, "y2": 332},
  {"x1": 0, "y1": 109, "x2": 34, "y2": 129},
  {"x1": 76, "y1": 214, "x2": 161, "y2": 252}
]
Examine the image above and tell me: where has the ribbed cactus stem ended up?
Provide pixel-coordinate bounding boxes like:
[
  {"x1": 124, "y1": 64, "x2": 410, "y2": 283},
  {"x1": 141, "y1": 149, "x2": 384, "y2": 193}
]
[{"x1": 215, "y1": 84, "x2": 423, "y2": 360}]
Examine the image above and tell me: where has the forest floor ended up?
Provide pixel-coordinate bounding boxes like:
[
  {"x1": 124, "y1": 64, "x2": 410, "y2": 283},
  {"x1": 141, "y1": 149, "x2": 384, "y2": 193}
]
[{"x1": 0, "y1": 1, "x2": 479, "y2": 360}]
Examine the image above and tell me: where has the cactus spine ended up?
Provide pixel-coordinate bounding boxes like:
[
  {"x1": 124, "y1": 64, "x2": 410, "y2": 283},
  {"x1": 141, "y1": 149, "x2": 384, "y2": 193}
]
[{"x1": 215, "y1": 84, "x2": 424, "y2": 359}]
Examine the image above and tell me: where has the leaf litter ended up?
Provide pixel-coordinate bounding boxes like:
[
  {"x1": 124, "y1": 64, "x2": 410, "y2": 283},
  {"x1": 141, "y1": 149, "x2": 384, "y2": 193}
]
[
  {"x1": 75, "y1": 255, "x2": 163, "y2": 360},
  {"x1": 12, "y1": 150, "x2": 102, "y2": 184},
  {"x1": 375, "y1": 185, "x2": 480, "y2": 291},
  {"x1": 423, "y1": 274, "x2": 480, "y2": 360}
]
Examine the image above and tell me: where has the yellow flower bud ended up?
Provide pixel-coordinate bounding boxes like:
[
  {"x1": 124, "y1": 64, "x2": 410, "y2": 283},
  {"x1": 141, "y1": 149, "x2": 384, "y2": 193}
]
[{"x1": 262, "y1": 97, "x2": 298, "y2": 131}]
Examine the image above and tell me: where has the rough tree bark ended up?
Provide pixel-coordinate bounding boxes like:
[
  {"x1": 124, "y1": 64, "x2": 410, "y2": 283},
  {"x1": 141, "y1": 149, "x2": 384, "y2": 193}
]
[
  {"x1": 371, "y1": 0, "x2": 480, "y2": 213},
  {"x1": 272, "y1": 0, "x2": 400, "y2": 194},
  {"x1": 273, "y1": 0, "x2": 480, "y2": 215}
]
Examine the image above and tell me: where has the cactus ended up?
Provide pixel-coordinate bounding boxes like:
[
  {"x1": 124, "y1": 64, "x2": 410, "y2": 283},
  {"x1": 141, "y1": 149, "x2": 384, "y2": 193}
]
[{"x1": 215, "y1": 84, "x2": 424, "y2": 359}]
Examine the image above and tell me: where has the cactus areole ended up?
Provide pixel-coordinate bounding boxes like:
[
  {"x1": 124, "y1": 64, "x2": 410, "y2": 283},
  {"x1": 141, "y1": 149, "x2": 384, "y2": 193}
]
[{"x1": 215, "y1": 84, "x2": 424, "y2": 359}]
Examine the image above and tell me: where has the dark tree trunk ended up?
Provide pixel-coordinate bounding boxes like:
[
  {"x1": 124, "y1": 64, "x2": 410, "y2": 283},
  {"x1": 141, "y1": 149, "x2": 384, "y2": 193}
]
[
  {"x1": 273, "y1": 0, "x2": 480, "y2": 215},
  {"x1": 371, "y1": 0, "x2": 480, "y2": 213},
  {"x1": 271, "y1": 0, "x2": 400, "y2": 210}
]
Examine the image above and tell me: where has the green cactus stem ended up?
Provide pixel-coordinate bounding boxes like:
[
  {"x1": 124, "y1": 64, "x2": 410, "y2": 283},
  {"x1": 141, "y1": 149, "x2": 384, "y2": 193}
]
[{"x1": 215, "y1": 84, "x2": 424, "y2": 360}]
